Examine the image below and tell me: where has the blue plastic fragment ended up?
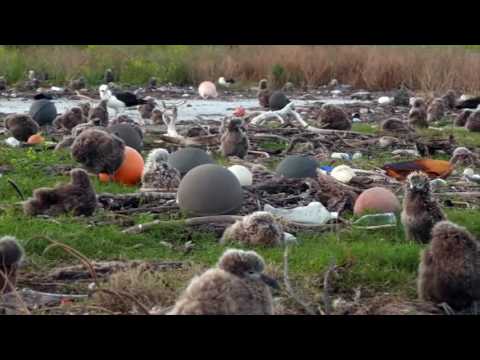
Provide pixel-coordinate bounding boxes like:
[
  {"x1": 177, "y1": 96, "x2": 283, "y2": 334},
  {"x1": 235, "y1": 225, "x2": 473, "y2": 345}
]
[{"x1": 320, "y1": 165, "x2": 333, "y2": 173}]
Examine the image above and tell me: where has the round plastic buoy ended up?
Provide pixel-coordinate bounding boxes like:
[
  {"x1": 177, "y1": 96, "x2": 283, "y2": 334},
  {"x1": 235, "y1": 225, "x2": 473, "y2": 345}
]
[
  {"x1": 330, "y1": 165, "x2": 355, "y2": 183},
  {"x1": 228, "y1": 165, "x2": 253, "y2": 186},
  {"x1": 107, "y1": 124, "x2": 143, "y2": 152},
  {"x1": 354, "y1": 187, "x2": 401, "y2": 216},
  {"x1": 99, "y1": 146, "x2": 144, "y2": 186},
  {"x1": 269, "y1": 91, "x2": 290, "y2": 111},
  {"x1": 198, "y1": 81, "x2": 218, "y2": 99},
  {"x1": 177, "y1": 164, "x2": 243, "y2": 216},
  {"x1": 276, "y1": 155, "x2": 319, "y2": 179},
  {"x1": 168, "y1": 147, "x2": 215, "y2": 177},
  {"x1": 29, "y1": 99, "x2": 57, "y2": 126},
  {"x1": 27, "y1": 133, "x2": 44, "y2": 145}
]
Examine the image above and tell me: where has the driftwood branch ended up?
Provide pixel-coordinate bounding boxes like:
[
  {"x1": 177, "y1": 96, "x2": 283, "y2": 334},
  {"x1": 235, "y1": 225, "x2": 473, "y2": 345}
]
[
  {"x1": 122, "y1": 215, "x2": 243, "y2": 235},
  {"x1": 250, "y1": 102, "x2": 373, "y2": 136},
  {"x1": 0, "y1": 288, "x2": 87, "y2": 313},
  {"x1": 155, "y1": 134, "x2": 220, "y2": 147},
  {"x1": 250, "y1": 102, "x2": 296, "y2": 126}
]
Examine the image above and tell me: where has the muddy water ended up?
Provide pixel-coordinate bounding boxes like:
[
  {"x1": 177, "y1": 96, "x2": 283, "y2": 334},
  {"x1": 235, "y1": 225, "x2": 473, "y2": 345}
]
[{"x1": 0, "y1": 97, "x2": 371, "y2": 121}]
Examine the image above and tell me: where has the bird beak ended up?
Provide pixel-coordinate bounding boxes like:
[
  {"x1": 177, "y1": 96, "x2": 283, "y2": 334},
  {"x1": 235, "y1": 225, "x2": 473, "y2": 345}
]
[{"x1": 260, "y1": 274, "x2": 280, "y2": 290}]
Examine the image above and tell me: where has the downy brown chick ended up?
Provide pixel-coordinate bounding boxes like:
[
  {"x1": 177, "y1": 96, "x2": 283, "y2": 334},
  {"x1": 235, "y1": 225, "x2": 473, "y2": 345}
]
[
  {"x1": 71, "y1": 129, "x2": 125, "y2": 175},
  {"x1": 221, "y1": 211, "x2": 284, "y2": 247},
  {"x1": 380, "y1": 118, "x2": 413, "y2": 133},
  {"x1": 418, "y1": 221, "x2": 480, "y2": 311},
  {"x1": 408, "y1": 98, "x2": 428, "y2": 128},
  {"x1": 465, "y1": 109, "x2": 480, "y2": 132},
  {"x1": 141, "y1": 148, "x2": 181, "y2": 191},
  {"x1": 104, "y1": 68, "x2": 114, "y2": 83},
  {"x1": 53, "y1": 107, "x2": 86, "y2": 132},
  {"x1": 88, "y1": 100, "x2": 109, "y2": 127},
  {"x1": 441, "y1": 89, "x2": 457, "y2": 109},
  {"x1": 138, "y1": 99, "x2": 156, "y2": 119},
  {"x1": 5, "y1": 114, "x2": 39, "y2": 142},
  {"x1": 0, "y1": 236, "x2": 24, "y2": 294},
  {"x1": 454, "y1": 109, "x2": 473, "y2": 127},
  {"x1": 69, "y1": 76, "x2": 86, "y2": 90},
  {"x1": 78, "y1": 102, "x2": 91, "y2": 118},
  {"x1": 257, "y1": 79, "x2": 271, "y2": 108},
  {"x1": 449, "y1": 147, "x2": 479, "y2": 167},
  {"x1": 427, "y1": 98, "x2": 446, "y2": 123},
  {"x1": 0, "y1": 76, "x2": 7, "y2": 91},
  {"x1": 23, "y1": 168, "x2": 97, "y2": 217},
  {"x1": 151, "y1": 109, "x2": 164, "y2": 125},
  {"x1": 168, "y1": 249, "x2": 278, "y2": 315},
  {"x1": 220, "y1": 118, "x2": 249, "y2": 158},
  {"x1": 401, "y1": 171, "x2": 446, "y2": 244},
  {"x1": 317, "y1": 104, "x2": 352, "y2": 130}
]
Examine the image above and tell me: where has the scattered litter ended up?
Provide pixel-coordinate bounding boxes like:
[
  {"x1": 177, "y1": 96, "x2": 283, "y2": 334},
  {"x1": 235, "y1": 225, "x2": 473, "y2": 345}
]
[
  {"x1": 391, "y1": 149, "x2": 419, "y2": 157},
  {"x1": 319, "y1": 165, "x2": 334, "y2": 174},
  {"x1": 378, "y1": 96, "x2": 393, "y2": 105},
  {"x1": 353, "y1": 213, "x2": 397, "y2": 227},
  {"x1": 264, "y1": 201, "x2": 337, "y2": 225},
  {"x1": 283, "y1": 232, "x2": 298, "y2": 244},
  {"x1": 4, "y1": 137, "x2": 21, "y2": 147},
  {"x1": 430, "y1": 178, "x2": 448, "y2": 189},
  {"x1": 331, "y1": 152, "x2": 350, "y2": 160},
  {"x1": 352, "y1": 152, "x2": 362, "y2": 160},
  {"x1": 331, "y1": 165, "x2": 355, "y2": 183},
  {"x1": 464, "y1": 168, "x2": 480, "y2": 184},
  {"x1": 378, "y1": 136, "x2": 399, "y2": 148}
]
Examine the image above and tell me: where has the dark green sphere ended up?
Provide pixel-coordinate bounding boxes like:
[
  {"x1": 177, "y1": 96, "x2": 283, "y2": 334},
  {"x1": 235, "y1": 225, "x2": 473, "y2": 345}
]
[
  {"x1": 29, "y1": 99, "x2": 58, "y2": 126},
  {"x1": 177, "y1": 164, "x2": 243, "y2": 216},
  {"x1": 168, "y1": 147, "x2": 215, "y2": 177},
  {"x1": 276, "y1": 155, "x2": 319, "y2": 179},
  {"x1": 269, "y1": 91, "x2": 290, "y2": 111},
  {"x1": 107, "y1": 124, "x2": 144, "y2": 152}
]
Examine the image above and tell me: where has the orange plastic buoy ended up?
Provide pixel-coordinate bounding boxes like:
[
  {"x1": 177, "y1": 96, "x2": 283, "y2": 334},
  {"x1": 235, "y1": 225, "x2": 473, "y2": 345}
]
[
  {"x1": 27, "y1": 133, "x2": 44, "y2": 144},
  {"x1": 354, "y1": 187, "x2": 401, "y2": 216},
  {"x1": 98, "y1": 173, "x2": 111, "y2": 183},
  {"x1": 111, "y1": 146, "x2": 144, "y2": 186},
  {"x1": 98, "y1": 147, "x2": 144, "y2": 186}
]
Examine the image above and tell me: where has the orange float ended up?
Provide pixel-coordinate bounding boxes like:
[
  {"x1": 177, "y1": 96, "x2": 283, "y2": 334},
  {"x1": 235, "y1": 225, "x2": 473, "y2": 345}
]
[
  {"x1": 98, "y1": 146, "x2": 144, "y2": 186},
  {"x1": 27, "y1": 133, "x2": 45, "y2": 145},
  {"x1": 98, "y1": 173, "x2": 112, "y2": 183}
]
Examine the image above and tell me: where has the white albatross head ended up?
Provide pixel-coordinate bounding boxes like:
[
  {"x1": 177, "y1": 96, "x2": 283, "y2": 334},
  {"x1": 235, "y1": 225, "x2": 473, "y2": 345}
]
[{"x1": 99, "y1": 84, "x2": 111, "y2": 100}]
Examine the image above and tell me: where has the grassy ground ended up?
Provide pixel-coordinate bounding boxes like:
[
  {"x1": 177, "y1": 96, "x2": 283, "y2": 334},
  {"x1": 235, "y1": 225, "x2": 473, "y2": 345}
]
[{"x1": 1, "y1": 122, "x2": 480, "y2": 314}]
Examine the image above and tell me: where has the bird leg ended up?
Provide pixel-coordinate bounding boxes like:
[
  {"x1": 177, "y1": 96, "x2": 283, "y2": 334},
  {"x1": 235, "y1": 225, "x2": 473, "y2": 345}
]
[{"x1": 438, "y1": 302, "x2": 456, "y2": 315}]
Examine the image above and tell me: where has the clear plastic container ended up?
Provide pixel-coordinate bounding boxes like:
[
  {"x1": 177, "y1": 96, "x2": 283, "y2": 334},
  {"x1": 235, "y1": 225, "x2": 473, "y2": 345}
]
[
  {"x1": 264, "y1": 201, "x2": 337, "y2": 225},
  {"x1": 353, "y1": 213, "x2": 397, "y2": 227}
]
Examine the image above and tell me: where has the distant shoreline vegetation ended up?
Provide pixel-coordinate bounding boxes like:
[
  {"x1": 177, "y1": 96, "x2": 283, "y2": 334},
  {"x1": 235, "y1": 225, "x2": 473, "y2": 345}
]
[{"x1": 0, "y1": 45, "x2": 480, "y2": 92}]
